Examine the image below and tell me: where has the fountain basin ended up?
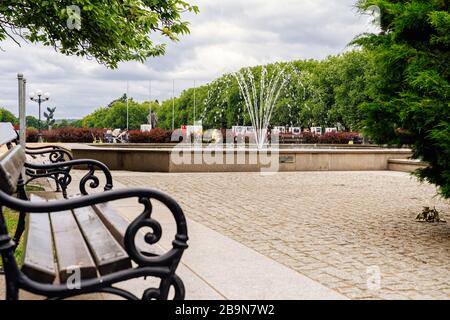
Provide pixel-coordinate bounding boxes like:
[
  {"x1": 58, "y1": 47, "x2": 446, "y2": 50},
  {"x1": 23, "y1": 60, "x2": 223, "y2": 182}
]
[{"x1": 69, "y1": 144, "x2": 413, "y2": 173}]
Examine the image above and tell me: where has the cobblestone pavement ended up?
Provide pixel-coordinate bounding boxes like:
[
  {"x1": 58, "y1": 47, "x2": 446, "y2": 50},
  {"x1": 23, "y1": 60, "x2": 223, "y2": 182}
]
[{"x1": 113, "y1": 171, "x2": 450, "y2": 300}]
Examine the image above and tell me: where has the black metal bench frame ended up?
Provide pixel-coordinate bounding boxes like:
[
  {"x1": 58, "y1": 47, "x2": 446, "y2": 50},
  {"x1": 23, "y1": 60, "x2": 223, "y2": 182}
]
[
  {"x1": 2, "y1": 122, "x2": 109, "y2": 198},
  {"x1": 22, "y1": 144, "x2": 74, "y2": 194},
  {"x1": 0, "y1": 126, "x2": 189, "y2": 300}
]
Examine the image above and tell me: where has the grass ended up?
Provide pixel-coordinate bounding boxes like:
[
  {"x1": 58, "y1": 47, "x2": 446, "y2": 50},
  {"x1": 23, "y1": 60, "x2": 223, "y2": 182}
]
[
  {"x1": 0, "y1": 185, "x2": 45, "y2": 267},
  {"x1": 0, "y1": 207, "x2": 24, "y2": 267},
  {"x1": 25, "y1": 185, "x2": 46, "y2": 192}
]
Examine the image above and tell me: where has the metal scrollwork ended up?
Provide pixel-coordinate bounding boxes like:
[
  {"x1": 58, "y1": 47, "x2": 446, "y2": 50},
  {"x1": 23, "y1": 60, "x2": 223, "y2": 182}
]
[
  {"x1": 26, "y1": 148, "x2": 73, "y2": 164},
  {"x1": 142, "y1": 275, "x2": 185, "y2": 300},
  {"x1": 56, "y1": 172, "x2": 72, "y2": 198},
  {"x1": 124, "y1": 195, "x2": 188, "y2": 268},
  {"x1": 79, "y1": 165, "x2": 101, "y2": 195},
  {"x1": 49, "y1": 150, "x2": 66, "y2": 163}
]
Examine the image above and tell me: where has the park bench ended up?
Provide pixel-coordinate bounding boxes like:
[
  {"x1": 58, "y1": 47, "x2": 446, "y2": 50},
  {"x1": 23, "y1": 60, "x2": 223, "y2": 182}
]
[
  {"x1": 1, "y1": 122, "x2": 78, "y2": 197},
  {"x1": 0, "y1": 131, "x2": 189, "y2": 300}
]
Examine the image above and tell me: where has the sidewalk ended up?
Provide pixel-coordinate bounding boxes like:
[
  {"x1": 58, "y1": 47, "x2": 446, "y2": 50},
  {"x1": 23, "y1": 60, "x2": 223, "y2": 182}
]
[
  {"x1": 61, "y1": 171, "x2": 347, "y2": 300},
  {"x1": 109, "y1": 199, "x2": 346, "y2": 300}
]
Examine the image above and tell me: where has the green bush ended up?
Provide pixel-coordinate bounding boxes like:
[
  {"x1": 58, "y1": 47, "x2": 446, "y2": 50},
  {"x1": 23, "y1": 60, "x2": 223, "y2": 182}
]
[
  {"x1": 354, "y1": 0, "x2": 450, "y2": 198},
  {"x1": 0, "y1": 108, "x2": 18, "y2": 124}
]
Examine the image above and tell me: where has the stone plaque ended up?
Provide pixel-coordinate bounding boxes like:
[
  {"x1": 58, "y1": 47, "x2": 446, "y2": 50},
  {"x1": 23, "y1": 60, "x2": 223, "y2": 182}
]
[{"x1": 279, "y1": 155, "x2": 295, "y2": 164}]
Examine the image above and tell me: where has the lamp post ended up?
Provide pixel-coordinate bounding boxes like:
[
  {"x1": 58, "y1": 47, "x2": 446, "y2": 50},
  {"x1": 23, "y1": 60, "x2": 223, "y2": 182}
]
[{"x1": 29, "y1": 90, "x2": 50, "y2": 143}]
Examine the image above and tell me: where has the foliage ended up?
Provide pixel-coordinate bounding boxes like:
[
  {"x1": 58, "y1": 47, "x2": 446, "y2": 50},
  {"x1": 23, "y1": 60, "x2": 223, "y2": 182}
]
[
  {"x1": 42, "y1": 128, "x2": 104, "y2": 143},
  {"x1": 108, "y1": 94, "x2": 128, "y2": 108},
  {"x1": 128, "y1": 129, "x2": 174, "y2": 143},
  {"x1": 0, "y1": 1, "x2": 198, "y2": 68},
  {"x1": 0, "y1": 208, "x2": 23, "y2": 267},
  {"x1": 282, "y1": 131, "x2": 360, "y2": 144},
  {"x1": 25, "y1": 128, "x2": 39, "y2": 142},
  {"x1": 318, "y1": 132, "x2": 361, "y2": 144},
  {"x1": 30, "y1": 127, "x2": 174, "y2": 143},
  {"x1": 26, "y1": 115, "x2": 39, "y2": 129},
  {"x1": 81, "y1": 99, "x2": 159, "y2": 130},
  {"x1": 53, "y1": 119, "x2": 74, "y2": 129},
  {"x1": 154, "y1": 51, "x2": 372, "y2": 131},
  {"x1": 0, "y1": 107, "x2": 18, "y2": 124},
  {"x1": 353, "y1": 0, "x2": 450, "y2": 198}
]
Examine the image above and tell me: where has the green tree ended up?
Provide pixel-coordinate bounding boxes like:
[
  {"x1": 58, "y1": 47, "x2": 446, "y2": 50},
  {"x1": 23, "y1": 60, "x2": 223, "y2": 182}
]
[
  {"x1": 0, "y1": 108, "x2": 18, "y2": 124},
  {"x1": 154, "y1": 56, "x2": 371, "y2": 131},
  {"x1": 82, "y1": 100, "x2": 159, "y2": 130},
  {"x1": 26, "y1": 115, "x2": 39, "y2": 129},
  {"x1": 0, "y1": 1, "x2": 199, "y2": 68},
  {"x1": 353, "y1": 0, "x2": 450, "y2": 197},
  {"x1": 54, "y1": 119, "x2": 70, "y2": 128}
]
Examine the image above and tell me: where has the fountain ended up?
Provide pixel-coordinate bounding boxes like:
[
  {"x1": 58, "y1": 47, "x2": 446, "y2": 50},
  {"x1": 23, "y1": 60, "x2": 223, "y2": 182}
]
[{"x1": 235, "y1": 65, "x2": 289, "y2": 148}]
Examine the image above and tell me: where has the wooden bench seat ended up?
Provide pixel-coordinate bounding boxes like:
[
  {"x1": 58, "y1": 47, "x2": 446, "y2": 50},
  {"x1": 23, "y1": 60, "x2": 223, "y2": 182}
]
[
  {"x1": 93, "y1": 202, "x2": 162, "y2": 257},
  {"x1": 22, "y1": 211, "x2": 56, "y2": 284},
  {"x1": 22, "y1": 194, "x2": 138, "y2": 284}
]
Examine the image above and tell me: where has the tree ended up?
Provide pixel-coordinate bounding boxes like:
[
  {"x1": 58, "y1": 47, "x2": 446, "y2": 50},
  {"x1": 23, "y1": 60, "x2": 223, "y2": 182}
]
[
  {"x1": 353, "y1": 0, "x2": 450, "y2": 197},
  {"x1": 153, "y1": 55, "x2": 371, "y2": 131},
  {"x1": 26, "y1": 115, "x2": 39, "y2": 129},
  {"x1": 82, "y1": 100, "x2": 159, "y2": 130},
  {"x1": 0, "y1": 1, "x2": 199, "y2": 68},
  {"x1": 108, "y1": 94, "x2": 127, "y2": 108},
  {"x1": 0, "y1": 107, "x2": 17, "y2": 124}
]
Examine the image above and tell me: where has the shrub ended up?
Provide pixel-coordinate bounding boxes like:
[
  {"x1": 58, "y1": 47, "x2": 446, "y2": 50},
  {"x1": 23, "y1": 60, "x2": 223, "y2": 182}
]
[
  {"x1": 318, "y1": 132, "x2": 360, "y2": 144},
  {"x1": 280, "y1": 131, "x2": 360, "y2": 144},
  {"x1": 354, "y1": 0, "x2": 449, "y2": 198},
  {"x1": 43, "y1": 128, "x2": 104, "y2": 143},
  {"x1": 26, "y1": 128, "x2": 39, "y2": 142},
  {"x1": 128, "y1": 128, "x2": 173, "y2": 143},
  {"x1": 300, "y1": 132, "x2": 320, "y2": 144}
]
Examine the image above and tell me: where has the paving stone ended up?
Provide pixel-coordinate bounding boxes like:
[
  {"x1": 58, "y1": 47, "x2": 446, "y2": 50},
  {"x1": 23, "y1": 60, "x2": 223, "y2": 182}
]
[{"x1": 110, "y1": 171, "x2": 450, "y2": 300}]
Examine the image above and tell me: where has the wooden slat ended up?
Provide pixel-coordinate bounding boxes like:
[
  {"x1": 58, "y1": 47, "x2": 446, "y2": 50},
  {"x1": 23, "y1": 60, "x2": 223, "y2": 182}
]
[
  {"x1": 72, "y1": 206, "x2": 131, "y2": 275},
  {"x1": 0, "y1": 122, "x2": 17, "y2": 145},
  {"x1": 22, "y1": 196, "x2": 56, "y2": 283},
  {"x1": 0, "y1": 146, "x2": 26, "y2": 194},
  {"x1": 50, "y1": 210, "x2": 98, "y2": 283},
  {"x1": 22, "y1": 194, "x2": 56, "y2": 283},
  {"x1": 92, "y1": 203, "x2": 162, "y2": 256}
]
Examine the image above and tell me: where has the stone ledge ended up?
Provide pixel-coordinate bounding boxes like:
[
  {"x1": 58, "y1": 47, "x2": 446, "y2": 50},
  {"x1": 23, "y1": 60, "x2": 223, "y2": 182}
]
[{"x1": 388, "y1": 159, "x2": 427, "y2": 173}]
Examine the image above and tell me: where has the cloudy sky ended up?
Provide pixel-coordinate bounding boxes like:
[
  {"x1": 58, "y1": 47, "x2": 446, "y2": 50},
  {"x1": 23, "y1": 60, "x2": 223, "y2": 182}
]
[{"x1": 0, "y1": 0, "x2": 377, "y2": 120}]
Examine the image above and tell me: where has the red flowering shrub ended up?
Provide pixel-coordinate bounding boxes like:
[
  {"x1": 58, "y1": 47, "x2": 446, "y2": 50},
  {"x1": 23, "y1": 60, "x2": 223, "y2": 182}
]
[
  {"x1": 26, "y1": 128, "x2": 39, "y2": 142},
  {"x1": 49, "y1": 128, "x2": 104, "y2": 142},
  {"x1": 20, "y1": 126, "x2": 359, "y2": 145},
  {"x1": 128, "y1": 128, "x2": 173, "y2": 143},
  {"x1": 319, "y1": 132, "x2": 360, "y2": 144},
  {"x1": 280, "y1": 131, "x2": 360, "y2": 144},
  {"x1": 300, "y1": 132, "x2": 320, "y2": 144},
  {"x1": 27, "y1": 128, "x2": 104, "y2": 143}
]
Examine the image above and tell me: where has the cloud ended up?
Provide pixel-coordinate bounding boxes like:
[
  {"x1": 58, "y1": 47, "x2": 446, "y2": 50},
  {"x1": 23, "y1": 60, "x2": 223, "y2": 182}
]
[{"x1": 0, "y1": 0, "x2": 378, "y2": 119}]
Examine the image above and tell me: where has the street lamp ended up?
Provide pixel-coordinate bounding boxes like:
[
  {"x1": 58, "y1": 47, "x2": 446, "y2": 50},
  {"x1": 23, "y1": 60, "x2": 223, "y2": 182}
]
[{"x1": 29, "y1": 90, "x2": 50, "y2": 142}]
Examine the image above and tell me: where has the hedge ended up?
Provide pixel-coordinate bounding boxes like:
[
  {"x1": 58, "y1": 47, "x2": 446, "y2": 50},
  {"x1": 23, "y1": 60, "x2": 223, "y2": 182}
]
[
  {"x1": 22, "y1": 127, "x2": 360, "y2": 144},
  {"x1": 24, "y1": 128, "x2": 174, "y2": 143}
]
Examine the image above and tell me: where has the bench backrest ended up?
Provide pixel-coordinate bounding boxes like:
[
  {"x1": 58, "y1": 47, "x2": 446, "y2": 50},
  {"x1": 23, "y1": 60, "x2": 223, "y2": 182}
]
[
  {"x1": 0, "y1": 122, "x2": 18, "y2": 146},
  {"x1": 0, "y1": 145, "x2": 26, "y2": 194}
]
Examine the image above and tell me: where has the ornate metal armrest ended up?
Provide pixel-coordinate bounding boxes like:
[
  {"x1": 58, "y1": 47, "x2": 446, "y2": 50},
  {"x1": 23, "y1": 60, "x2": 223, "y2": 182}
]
[
  {"x1": 26, "y1": 145, "x2": 62, "y2": 150},
  {"x1": 26, "y1": 147, "x2": 73, "y2": 162},
  {"x1": 23, "y1": 159, "x2": 113, "y2": 197},
  {"x1": 0, "y1": 188, "x2": 189, "y2": 269}
]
